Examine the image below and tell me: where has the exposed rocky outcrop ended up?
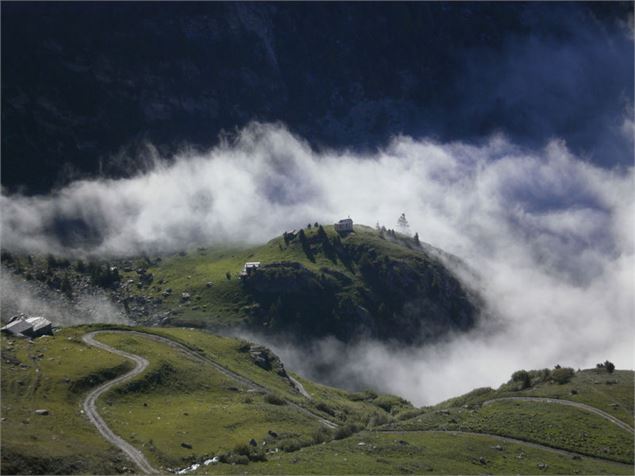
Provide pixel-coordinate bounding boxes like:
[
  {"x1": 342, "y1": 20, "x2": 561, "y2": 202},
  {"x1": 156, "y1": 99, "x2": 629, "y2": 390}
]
[{"x1": 241, "y1": 243, "x2": 481, "y2": 344}]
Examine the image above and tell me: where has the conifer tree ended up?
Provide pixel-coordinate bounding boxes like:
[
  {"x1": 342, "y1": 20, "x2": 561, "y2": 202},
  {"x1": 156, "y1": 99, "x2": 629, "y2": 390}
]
[{"x1": 397, "y1": 213, "x2": 410, "y2": 234}]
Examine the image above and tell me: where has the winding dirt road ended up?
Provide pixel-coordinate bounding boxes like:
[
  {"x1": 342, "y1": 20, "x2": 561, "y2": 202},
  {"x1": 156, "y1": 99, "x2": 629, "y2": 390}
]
[
  {"x1": 99, "y1": 330, "x2": 338, "y2": 428},
  {"x1": 81, "y1": 329, "x2": 338, "y2": 474},
  {"x1": 81, "y1": 332, "x2": 158, "y2": 474},
  {"x1": 483, "y1": 396, "x2": 634, "y2": 434}
]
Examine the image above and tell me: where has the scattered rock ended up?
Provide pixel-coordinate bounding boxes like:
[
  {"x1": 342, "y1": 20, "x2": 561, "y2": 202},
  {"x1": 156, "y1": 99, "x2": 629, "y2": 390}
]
[
  {"x1": 479, "y1": 456, "x2": 487, "y2": 465},
  {"x1": 268, "y1": 430, "x2": 278, "y2": 438},
  {"x1": 249, "y1": 438, "x2": 258, "y2": 447},
  {"x1": 206, "y1": 282, "x2": 213, "y2": 288},
  {"x1": 570, "y1": 389, "x2": 578, "y2": 395},
  {"x1": 249, "y1": 345, "x2": 288, "y2": 378},
  {"x1": 181, "y1": 442, "x2": 193, "y2": 449},
  {"x1": 34, "y1": 409, "x2": 49, "y2": 416},
  {"x1": 492, "y1": 445, "x2": 504, "y2": 451},
  {"x1": 537, "y1": 463, "x2": 548, "y2": 470}
]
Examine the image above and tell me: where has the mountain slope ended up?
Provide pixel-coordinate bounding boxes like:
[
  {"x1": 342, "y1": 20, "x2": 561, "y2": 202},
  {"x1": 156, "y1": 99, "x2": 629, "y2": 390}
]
[
  {"x1": 1, "y1": 224, "x2": 482, "y2": 345},
  {"x1": 3, "y1": 3, "x2": 631, "y2": 193},
  {"x1": 128, "y1": 223, "x2": 481, "y2": 344},
  {"x1": 1, "y1": 327, "x2": 632, "y2": 475}
]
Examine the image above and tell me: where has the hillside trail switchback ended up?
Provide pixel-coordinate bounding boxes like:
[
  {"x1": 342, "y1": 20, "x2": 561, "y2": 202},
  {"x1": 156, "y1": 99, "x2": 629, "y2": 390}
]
[
  {"x1": 81, "y1": 329, "x2": 338, "y2": 473},
  {"x1": 82, "y1": 332, "x2": 158, "y2": 474}
]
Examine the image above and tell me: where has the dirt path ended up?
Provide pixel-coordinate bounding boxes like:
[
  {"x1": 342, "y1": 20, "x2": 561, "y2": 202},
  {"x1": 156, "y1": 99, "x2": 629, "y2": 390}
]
[
  {"x1": 81, "y1": 329, "x2": 337, "y2": 474},
  {"x1": 483, "y1": 397, "x2": 634, "y2": 434},
  {"x1": 378, "y1": 429, "x2": 633, "y2": 468},
  {"x1": 288, "y1": 374, "x2": 312, "y2": 399},
  {"x1": 103, "y1": 329, "x2": 338, "y2": 428},
  {"x1": 82, "y1": 332, "x2": 158, "y2": 474}
]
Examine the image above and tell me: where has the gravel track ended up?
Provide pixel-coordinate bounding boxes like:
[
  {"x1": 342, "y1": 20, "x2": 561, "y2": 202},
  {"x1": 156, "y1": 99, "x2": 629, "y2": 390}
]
[
  {"x1": 100, "y1": 330, "x2": 338, "y2": 428},
  {"x1": 82, "y1": 332, "x2": 158, "y2": 474},
  {"x1": 483, "y1": 396, "x2": 634, "y2": 434},
  {"x1": 377, "y1": 429, "x2": 634, "y2": 468},
  {"x1": 81, "y1": 329, "x2": 338, "y2": 474}
]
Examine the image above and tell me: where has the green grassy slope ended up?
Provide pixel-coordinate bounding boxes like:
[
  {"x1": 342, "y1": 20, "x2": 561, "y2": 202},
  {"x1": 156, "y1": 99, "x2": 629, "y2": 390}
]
[
  {"x1": 117, "y1": 224, "x2": 479, "y2": 342},
  {"x1": 1, "y1": 223, "x2": 479, "y2": 344},
  {"x1": 1, "y1": 326, "x2": 408, "y2": 474},
  {"x1": 385, "y1": 368, "x2": 634, "y2": 466},
  {"x1": 94, "y1": 332, "x2": 324, "y2": 470},
  {"x1": 198, "y1": 430, "x2": 633, "y2": 475},
  {"x1": 435, "y1": 368, "x2": 634, "y2": 425},
  {"x1": 390, "y1": 400, "x2": 633, "y2": 463},
  {"x1": 1, "y1": 328, "x2": 133, "y2": 474},
  {"x1": 3, "y1": 326, "x2": 633, "y2": 475}
]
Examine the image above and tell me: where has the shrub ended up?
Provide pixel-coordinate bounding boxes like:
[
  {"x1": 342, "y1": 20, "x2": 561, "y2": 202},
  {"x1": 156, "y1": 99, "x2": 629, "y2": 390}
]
[
  {"x1": 511, "y1": 370, "x2": 531, "y2": 390},
  {"x1": 604, "y1": 360, "x2": 615, "y2": 373},
  {"x1": 347, "y1": 390, "x2": 377, "y2": 402},
  {"x1": 312, "y1": 426, "x2": 334, "y2": 444},
  {"x1": 229, "y1": 454, "x2": 249, "y2": 465},
  {"x1": 279, "y1": 437, "x2": 308, "y2": 452},
  {"x1": 221, "y1": 442, "x2": 267, "y2": 464},
  {"x1": 396, "y1": 409, "x2": 425, "y2": 421},
  {"x1": 373, "y1": 395, "x2": 411, "y2": 413},
  {"x1": 264, "y1": 393, "x2": 286, "y2": 406},
  {"x1": 334, "y1": 423, "x2": 363, "y2": 440},
  {"x1": 315, "y1": 401, "x2": 337, "y2": 417},
  {"x1": 551, "y1": 367, "x2": 575, "y2": 384},
  {"x1": 367, "y1": 412, "x2": 393, "y2": 428}
]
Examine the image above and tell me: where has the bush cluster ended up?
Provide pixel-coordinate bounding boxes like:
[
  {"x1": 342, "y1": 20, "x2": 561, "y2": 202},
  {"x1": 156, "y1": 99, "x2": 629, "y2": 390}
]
[
  {"x1": 550, "y1": 367, "x2": 575, "y2": 384},
  {"x1": 263, "y1": 393, "x2": 286, "y2": 406}
]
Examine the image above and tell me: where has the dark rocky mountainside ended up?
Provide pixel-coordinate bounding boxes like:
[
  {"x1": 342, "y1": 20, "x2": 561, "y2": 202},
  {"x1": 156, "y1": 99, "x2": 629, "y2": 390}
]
[{"x1": 3, "y1": 2, "x2": 631, "y2": 193}]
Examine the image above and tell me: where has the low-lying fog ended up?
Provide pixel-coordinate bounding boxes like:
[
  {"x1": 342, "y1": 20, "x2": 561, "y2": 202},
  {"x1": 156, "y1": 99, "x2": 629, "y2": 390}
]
[{"x1": 2, "y1": 123, "x2": 633, "y2": 404}]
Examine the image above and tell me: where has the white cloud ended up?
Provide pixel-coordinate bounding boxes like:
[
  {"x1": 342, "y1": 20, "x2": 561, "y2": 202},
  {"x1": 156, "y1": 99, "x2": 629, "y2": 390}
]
[{"x1": 1, "y1": 122, "x2": 633, "y2": 404}]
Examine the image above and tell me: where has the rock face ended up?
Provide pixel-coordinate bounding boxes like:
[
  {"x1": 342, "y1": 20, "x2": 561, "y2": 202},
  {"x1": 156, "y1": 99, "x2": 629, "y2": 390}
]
[
  {"x1": 248, "y1": 345, "x2": 288, "y2": 378},
  {"x1": 241, "y1": 248, "x2": 480, "y2": 344}
]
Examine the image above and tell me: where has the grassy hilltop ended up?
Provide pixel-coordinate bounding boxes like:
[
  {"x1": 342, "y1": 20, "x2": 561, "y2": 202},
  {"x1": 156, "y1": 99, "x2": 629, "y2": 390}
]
[
  {"x1": 2, "y1": 224, "x2": 480, "y2": 344},
  {"x1": 1, "y1": 327, "x2": 633, "y2": 475}
]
